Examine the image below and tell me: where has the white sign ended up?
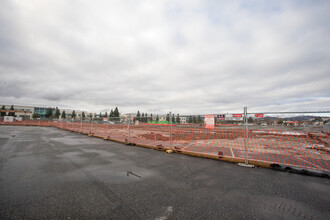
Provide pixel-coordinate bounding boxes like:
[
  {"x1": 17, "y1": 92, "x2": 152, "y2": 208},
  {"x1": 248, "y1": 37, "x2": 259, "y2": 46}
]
[
  {"x1": 4, "y1": 116, "x2": 14, "y2": 122},
  {"x1": 204, "y1": 115, "x2": 215, "y2": 129}
]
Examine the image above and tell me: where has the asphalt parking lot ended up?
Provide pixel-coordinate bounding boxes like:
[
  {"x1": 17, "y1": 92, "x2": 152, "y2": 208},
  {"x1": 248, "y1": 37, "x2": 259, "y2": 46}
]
[{"x1": 0, "y1": 126, "x2": 329, "y2": 219}]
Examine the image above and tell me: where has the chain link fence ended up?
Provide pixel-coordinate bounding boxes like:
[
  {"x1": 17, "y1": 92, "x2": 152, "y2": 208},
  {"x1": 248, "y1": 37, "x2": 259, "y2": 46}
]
[{"x1": 1, "y1": 109, "x2": 329, "y2": 172}]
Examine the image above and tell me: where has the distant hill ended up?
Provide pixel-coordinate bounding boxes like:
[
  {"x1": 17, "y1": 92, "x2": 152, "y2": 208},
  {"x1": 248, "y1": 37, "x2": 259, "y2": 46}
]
[{"x1": 257, "y1": 115, "x2": 329, "y2": 121}]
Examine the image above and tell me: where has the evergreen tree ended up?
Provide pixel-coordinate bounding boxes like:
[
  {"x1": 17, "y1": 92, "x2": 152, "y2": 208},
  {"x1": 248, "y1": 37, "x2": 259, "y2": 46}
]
[
  {"x1": 54, "y1": 107, "x2": 60, "y2": 119},
  {"x1": 61, "y1": 110, "x2": 66, "y2": 119},
  {"x1": 197, "y1": 115, "x2": 202, "y2": 123},
  {"x1": 156, "y1": 115, "x2": 159, "y2": 121},
  {"x1": 176, "y1": 114, "x2": 180, "y2": 124},
  {"x1": 248, "y1": 117, "x2": 254, "y2": 124},
  {"x1": 110, "y1": 109, "x2": 114, "y2": 117},
  {"x1": 82, "y1": 112, "x2": 85, "y2": 120},
  {"x1": 104, "y1": 112, "x2": 108, "y2": 118},
  {"x1": 137, "y1": 111, "x2": 141, "y2": 121},
  {"x1": 71, "y1": 110, "x2": 76, "y2": 119},
  {"x1": 166, "y1": 114, "x2": 170, "y2": 122},
  {"x1": 150, "y1": 113, "x2": 153, "y2": 121},
  {"x1": 1, "y1": 106, "x2": 6, "y2": 116},
  {"x1": 45, "y1": 107, "x2": 53, "y2": 118},
  {"x1": 171, "y1": 114, "x2": 175, "y2": 123},
  {"x1": 32, "y1": 113, "x2": 40, "y2": 119},
  {"x1": 193, "y1": 116, "x2": 197, "y2": 123},
  {"x1": 114, "y1": 107, "x2": 119, "y2": 117},
  {"x1": 188, "y1": 116, "x2": 193, "y2": 123},
  {"x1": 8, "y1": 105, "x2": 15, "y2": 117},
  {"x1": 142, "y1": 113, "x2": 145, "y2": 122},
  {"x1": 99, "y1": 112, "x2": 103, "y2": 118}
]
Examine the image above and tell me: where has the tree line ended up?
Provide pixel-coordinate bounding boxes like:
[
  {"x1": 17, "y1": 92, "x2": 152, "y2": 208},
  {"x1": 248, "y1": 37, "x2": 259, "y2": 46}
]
[
  {"x1": 40, "y1": 107, "x2": 121, "y2": 120},
  {"x1": 134, "y1": 111, "x2": 182, "y2": 124}
]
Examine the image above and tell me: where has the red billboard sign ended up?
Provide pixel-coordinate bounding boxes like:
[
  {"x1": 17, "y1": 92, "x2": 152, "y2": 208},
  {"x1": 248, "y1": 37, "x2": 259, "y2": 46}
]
[
  {"x1": 233, "y1": 114, "x2": 242, "y2": 118},
  {"x1": 255, "y1": 113, "x2": 264, "y2": 118},
  {"x1": 217, "y1": 114, "x2": 225, "y2": 120}
]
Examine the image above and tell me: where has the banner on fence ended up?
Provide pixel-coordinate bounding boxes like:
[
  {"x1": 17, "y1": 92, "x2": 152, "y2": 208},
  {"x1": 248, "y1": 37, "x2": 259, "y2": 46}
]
[
  {"x1": 4, "y1": 116, "x2": 14, "y2": 122},
  {"x1": 204, "y1": 115, "x2": 215, "y2": 129},
  {"x1": 217, "y1": 114, "x2": 225, "y2": 120}
]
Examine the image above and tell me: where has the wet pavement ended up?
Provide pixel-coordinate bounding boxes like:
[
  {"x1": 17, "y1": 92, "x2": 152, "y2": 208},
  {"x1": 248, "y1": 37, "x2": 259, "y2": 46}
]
[{"x1": 0, "y1": 126, "x2": 329, "y2": 219}]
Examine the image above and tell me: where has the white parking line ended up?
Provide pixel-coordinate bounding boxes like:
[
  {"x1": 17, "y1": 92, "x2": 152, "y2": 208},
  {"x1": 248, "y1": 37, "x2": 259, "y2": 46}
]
[
  {"x1": 181, "y1": 143, "x2": 192, "y2": 151},
  {"x1": 230, "y1": 148, "x2": 236, "y2": 158}
]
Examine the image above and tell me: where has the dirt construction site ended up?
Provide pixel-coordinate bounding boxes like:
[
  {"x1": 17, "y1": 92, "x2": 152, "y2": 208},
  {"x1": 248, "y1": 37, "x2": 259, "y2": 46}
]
[
  {"x1": 114, "y1": 125, "x2": 327, "y2": 170},
  {"x1": 1, "y1": 120, "x2": 329, "y2": 173}
]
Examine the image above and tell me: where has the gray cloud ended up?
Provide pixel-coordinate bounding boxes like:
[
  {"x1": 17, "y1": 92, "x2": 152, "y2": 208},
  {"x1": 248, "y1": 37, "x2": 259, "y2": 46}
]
[{"x1": 0, "y1": 0, "x2": 329, "y2": 114}]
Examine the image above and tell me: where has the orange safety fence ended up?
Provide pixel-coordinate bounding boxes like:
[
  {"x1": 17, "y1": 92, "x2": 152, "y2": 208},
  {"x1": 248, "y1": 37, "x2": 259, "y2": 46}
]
[{"x1": 1, "y1": 120, "x2": 329, "y2": 172}]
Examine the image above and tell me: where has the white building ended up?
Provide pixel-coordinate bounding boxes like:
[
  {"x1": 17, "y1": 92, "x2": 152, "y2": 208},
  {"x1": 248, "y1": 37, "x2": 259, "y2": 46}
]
[
  {"x1": 179, "y1": 117, "x2": 187, "y2": 124},
  {"x1": 0, "y1": 105, "x2": 34, "y2": 119}
]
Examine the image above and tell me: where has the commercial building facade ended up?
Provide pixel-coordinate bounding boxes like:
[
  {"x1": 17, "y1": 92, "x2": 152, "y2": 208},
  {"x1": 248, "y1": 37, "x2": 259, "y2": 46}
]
[
  {"x1": 0, "y1": 104, "x2": 89, "y2": 120},
  {"x1": 0, "y1": 105, "x2": 34, "y2": 119}
]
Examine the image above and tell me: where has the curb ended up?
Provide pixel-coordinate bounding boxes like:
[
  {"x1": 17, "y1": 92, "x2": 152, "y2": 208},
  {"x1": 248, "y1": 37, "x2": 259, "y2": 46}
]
[{"x1": 270, "y1": 164, "x2": 329, "y2": 178}]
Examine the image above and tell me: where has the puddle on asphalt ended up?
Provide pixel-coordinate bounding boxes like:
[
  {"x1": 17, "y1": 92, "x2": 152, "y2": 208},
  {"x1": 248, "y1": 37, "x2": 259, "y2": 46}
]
[
  {"x1": 57, "y1": 151, "x2": 87, "y2": 164},
  {"x1": 55, "y1": 150, "x2": 156, "y2": 184},
  {"x1": 81, "y1": 149, "x2": 115, "y2": 157},
  {"x1": 50, "y1": 136, "x2": 102, "y2": 145},
  {"x1": 83, "y1": 165, "x2": 156, "y2": 184}
]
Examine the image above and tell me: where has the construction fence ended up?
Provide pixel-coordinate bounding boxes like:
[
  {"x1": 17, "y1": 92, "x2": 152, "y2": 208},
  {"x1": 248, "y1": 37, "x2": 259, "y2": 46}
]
[{"x1": 1, "y1": 110, "x2": 329, "y2": 173}]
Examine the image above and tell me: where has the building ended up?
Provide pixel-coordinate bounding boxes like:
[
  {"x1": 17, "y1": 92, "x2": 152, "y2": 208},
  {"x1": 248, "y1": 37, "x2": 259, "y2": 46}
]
[
  {"x1": 284, "y1": 121, "x2": 299, "y2": 126},
  {"x1": 179, "y1": 116, "x2": 187, "y2": 124},
  {"x1": 59, "y1": 109, "x2": 88, "y2": 120},
  {"x1": 0, "y1": 105, "x2": 34, "y2": 119},
  {"x1": 0, "y1": 104, "x2": 90, "y2": 120},
  {"x1": 34, "y1": 106, "x2": 53, "y2": 118}
]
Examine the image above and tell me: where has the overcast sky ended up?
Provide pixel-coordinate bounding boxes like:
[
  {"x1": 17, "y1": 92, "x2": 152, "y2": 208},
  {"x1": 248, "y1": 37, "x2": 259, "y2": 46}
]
[{"x1": 0, "y1": 0, "x2": 329, "y2": 114}]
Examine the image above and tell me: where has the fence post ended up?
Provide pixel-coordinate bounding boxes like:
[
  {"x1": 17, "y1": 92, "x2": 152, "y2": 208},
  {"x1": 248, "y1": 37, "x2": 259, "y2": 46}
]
[
  {"x1": 244, "y1": 106, "x2": 249, "y2": 165},
  {"x1": 169, "y1": 111, "x2": 172, "y2": 149},
  {"x1": 92, "y1": 118, "x2": 93, "y2": 133},
  {"x1": 128, "y1": 114, "x2": 131, "y2": 143},
  {"x1": 106, "y1": 118, "x2": 109, "y2": 138}
]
